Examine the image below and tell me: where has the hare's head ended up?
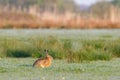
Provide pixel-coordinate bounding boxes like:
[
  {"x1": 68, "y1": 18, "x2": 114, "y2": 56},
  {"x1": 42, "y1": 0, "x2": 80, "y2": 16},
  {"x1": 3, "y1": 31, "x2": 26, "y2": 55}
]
[{"x1": 44, "y1": 49, "x2": 48, "y2": 54}]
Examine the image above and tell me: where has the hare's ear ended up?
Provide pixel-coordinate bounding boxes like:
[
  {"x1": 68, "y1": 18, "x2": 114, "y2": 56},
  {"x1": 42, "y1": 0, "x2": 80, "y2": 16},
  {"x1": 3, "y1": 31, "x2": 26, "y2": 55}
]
[
  {"x1": 44, "y1": 49, "x2": 47, "y2": 52},
  {"x1": 44, "y1": 49, "x2": 48, "y2": 52},
  {"x1": 44, "y1": 49, "x2": 46, "y2": 51}
]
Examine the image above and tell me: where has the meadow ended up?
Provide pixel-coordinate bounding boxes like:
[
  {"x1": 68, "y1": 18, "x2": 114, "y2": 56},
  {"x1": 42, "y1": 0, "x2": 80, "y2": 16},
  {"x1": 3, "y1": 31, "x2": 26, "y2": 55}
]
[
  {"x1": 0, "y1": 29, "x2": 120, "y2": 62},
  {"x1": 0, "y1": 29, "x2": 120, "y2": 80},
  {"x1": 0, "y1": 58, "x2": 120, "y2": 80}
]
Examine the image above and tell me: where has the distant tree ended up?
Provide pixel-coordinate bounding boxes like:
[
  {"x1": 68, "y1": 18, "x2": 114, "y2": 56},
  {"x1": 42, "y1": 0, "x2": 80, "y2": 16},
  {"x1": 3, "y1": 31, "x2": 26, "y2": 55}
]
[
  {"x1": 111, "y1": 0, "x2": 120, "y2": 7},
  {"x1": 37, "y1": 0, "x2": 76, "y2": 13},
  {"x1": 0, "y1": 0, "x2": 77, "y2": 13},
  {"x1": 90, "y1": 1, "x2": 112, "y2": 19}
]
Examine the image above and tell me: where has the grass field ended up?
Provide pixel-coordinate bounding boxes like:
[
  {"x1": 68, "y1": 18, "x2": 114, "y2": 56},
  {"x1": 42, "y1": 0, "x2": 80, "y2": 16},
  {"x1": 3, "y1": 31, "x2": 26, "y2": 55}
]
[
  {"x1": 0, "y1": 58, "x2": 120, "y2": 80},
  {"x1": 0, "y1": 29, "x2": 120, "y2": 62},
  {"x1": 0, "y1": 29, "x2": 120, "y2": 80}
]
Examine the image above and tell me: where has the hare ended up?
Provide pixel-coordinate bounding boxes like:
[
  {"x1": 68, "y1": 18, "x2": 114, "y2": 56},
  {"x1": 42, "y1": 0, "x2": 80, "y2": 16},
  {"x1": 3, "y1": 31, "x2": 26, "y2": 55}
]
[{"x1": 33, "y1": 49, "x2": 53, "y2": 68}]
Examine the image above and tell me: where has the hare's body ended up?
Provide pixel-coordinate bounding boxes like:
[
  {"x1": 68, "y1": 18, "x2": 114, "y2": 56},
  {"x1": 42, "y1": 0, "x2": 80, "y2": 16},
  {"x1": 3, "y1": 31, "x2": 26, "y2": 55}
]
[{"x1": 33, "y1": 50, "x2": 53, "y2": 68}]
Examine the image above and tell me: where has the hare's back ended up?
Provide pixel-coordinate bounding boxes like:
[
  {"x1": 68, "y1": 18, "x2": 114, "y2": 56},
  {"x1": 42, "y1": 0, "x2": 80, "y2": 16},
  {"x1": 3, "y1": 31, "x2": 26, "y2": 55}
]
[{"x1": 33, "y1": 58, "x2": 43, "y2": 66}]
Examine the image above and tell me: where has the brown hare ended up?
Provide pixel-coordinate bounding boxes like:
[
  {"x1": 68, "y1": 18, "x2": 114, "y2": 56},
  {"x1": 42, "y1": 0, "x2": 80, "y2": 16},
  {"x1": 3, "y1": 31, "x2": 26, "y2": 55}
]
[{"x1": 33, "y1": 49, "x2": 53, "y2": 68}]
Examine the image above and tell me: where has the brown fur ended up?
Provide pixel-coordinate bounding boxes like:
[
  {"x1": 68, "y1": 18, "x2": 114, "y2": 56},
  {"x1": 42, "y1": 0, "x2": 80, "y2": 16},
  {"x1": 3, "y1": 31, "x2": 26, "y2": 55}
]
[{"x1": 33, "y1": 50, "x2": 53, "y2": 68}]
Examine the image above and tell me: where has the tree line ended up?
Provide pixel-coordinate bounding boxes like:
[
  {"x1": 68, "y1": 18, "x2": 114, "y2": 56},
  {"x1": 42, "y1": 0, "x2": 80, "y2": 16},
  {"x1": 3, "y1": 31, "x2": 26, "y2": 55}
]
[
  {"x1": 0, "y1": 0, "x2": 76, "y2": 13},
  {"x1": 0, "y1": 0, "x2": 120, "y2": 13}
]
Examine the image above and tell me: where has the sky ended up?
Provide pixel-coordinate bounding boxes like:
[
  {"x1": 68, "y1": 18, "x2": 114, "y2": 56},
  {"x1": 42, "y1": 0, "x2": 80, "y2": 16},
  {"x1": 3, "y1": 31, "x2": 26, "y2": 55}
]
[
  {"x1": 74, "y1": 0, "x2": 100, "y2": 6},
  {"x1": 74, "y1": 0, "x2": 112, "y2": 6},
  {"x1": 75, "y1": 0, "x2": 109, "y2": 6}
]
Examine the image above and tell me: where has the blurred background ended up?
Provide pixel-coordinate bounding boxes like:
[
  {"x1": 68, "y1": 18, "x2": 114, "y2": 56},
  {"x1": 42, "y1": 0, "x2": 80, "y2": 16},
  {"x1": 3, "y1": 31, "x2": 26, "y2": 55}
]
[
  {"x1": 0, "y1": 1, "x2": 120, "y2": 80},
  {"x1": 0, "y1": 0, "x2": 120, "y2": 29}
]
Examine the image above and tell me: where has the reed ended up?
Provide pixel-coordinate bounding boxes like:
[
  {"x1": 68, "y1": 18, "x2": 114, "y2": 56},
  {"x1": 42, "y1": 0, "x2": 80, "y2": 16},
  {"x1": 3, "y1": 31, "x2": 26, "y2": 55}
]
[{"x1": 0, "y1": 12, "x2": 120, "y2": 29}]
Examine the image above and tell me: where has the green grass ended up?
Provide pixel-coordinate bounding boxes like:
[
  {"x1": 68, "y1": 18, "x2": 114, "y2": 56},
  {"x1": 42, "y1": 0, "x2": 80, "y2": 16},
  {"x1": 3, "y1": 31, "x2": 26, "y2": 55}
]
[
  {"x1": 0, "y1": 29, "x2": 120, "y2": 62},
  {"x1": 0, "y1": 58, "x2": 120, "y2": 80},
  {"x1": 0, "y1": 29, "x2": 120, "y2": 80}
]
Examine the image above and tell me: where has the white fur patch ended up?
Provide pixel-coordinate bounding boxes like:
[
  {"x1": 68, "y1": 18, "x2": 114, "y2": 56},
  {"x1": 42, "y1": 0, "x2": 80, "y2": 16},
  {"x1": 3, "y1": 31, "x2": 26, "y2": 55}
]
[{"x1": 41, "y1": 64, "x2": 45, "y2": 68}]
